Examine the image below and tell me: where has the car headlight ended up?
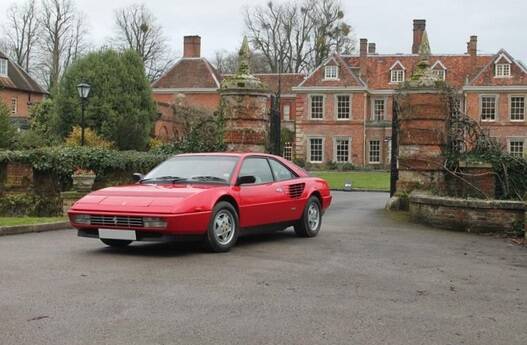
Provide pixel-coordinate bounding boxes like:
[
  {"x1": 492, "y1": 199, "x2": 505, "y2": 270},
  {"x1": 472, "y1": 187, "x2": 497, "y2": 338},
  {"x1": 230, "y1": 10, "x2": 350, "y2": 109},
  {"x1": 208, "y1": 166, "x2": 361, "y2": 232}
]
[
  {"x1": 143, "y1": 217, "x2": 167, "y2": 229},
  {"x1": 72, "y1": 214, "x2": 91, "y2": 225}
]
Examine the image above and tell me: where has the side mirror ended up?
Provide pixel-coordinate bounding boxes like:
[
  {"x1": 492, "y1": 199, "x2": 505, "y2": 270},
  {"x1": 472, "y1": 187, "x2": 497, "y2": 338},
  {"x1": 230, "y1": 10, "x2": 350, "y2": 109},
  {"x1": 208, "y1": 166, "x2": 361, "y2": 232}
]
[
  {"x1": 236, "y1": 175, "x2": 256, "y2": 186},
  {"x1": 132, "y1": 173, "x2": 144, "y2": 182}
]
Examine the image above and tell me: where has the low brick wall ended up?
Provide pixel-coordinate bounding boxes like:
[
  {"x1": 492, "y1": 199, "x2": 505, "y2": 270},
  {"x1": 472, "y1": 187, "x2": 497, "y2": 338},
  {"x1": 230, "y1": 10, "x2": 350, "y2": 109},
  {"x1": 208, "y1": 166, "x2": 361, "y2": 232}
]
[{"x1": 409, "y1": 191, "x2": 526, "y2": 233}]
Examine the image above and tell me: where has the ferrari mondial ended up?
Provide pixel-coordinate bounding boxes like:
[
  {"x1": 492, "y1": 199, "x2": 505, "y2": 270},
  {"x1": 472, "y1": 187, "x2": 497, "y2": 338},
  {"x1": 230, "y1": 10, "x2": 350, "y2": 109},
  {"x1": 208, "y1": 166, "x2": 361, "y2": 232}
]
[{"x1": 68, "y1": 153, "x2": 332, "y2": 252}]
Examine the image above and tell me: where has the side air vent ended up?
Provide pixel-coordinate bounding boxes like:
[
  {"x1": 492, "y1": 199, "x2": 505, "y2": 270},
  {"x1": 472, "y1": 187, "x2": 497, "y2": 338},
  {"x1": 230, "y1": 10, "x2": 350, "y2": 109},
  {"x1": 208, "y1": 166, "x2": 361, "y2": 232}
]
[{"x1": 288, "y1": 183, "x2": 305, "y2": 199}]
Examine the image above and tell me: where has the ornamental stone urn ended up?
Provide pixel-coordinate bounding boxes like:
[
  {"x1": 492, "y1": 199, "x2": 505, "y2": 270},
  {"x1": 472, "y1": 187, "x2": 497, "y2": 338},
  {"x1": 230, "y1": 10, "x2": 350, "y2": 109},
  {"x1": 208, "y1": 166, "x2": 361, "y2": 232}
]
[{"x1": 72, "y1": 169, "x2": 96, "y2": 192}]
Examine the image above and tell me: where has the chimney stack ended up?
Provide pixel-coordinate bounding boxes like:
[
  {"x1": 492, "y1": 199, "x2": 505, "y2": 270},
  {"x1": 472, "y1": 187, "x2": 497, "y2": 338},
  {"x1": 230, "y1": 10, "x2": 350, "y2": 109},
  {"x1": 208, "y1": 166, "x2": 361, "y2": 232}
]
[
  {"x1": 368, "y1": 42, "x2": 376, "y2": 55},
  {"x1": 467, "y1": 35, "x2": 478, "y2": 57},
  {"x1": 183, "y1": 35, "x2": 201, "y2": 58},
  {"x1": 360, "y1": 38, "x2": 368, "y2": 78},
  {"x1": 412, "y1": 19, "x2": 426, "y2": 54}
]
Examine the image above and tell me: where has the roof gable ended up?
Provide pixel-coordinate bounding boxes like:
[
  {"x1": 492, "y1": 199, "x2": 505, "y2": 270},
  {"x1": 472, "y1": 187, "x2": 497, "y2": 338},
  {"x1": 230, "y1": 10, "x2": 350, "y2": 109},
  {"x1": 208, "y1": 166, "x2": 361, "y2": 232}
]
[
  {"x1": 468, "y1": 49, "x2": 527, "y2": 86},
  {"x1": 152, "y1": 57, "x2": 221, "y2": 89},
  {"x1": 431, "y1": 60, "x2": 447, "y2": 70},
  {"x1": 297, "y1": 53, "x2": 365, "y2": 89},
  {"x1": 389, "y1": 60, "x2": 406, "y2": 70}
]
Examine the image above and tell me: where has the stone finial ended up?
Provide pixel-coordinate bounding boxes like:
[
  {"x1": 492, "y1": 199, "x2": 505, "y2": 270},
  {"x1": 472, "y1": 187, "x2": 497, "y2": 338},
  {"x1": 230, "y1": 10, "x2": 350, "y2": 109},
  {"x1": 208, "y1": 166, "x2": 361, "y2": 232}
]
[
  {"x1": 237, "y1": 36, "x2": 251, "y2": 76},
  {"x1": 220, "y1": 36, "x2": 266, "y2": 91},
  {"x1": 409, "y1": 30, "x2": 439, "y2": 86}
]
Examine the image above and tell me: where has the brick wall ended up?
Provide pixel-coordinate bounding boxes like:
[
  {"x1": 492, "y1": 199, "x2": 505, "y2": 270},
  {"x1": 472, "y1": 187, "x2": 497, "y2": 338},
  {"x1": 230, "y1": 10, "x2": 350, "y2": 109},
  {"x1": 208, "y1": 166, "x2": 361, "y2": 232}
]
[{"x1": 0, "y1": 89, "x2": 44, "y2": 118}]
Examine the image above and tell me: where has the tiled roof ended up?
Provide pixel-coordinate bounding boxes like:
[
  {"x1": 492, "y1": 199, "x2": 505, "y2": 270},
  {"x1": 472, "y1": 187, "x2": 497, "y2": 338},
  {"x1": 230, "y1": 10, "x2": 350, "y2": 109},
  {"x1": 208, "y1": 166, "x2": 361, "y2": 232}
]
[
  {"x1": 298, "y1": 54, "x2": 366, "y2": 89},
  {"x1": 250, "y1": 73, "x2": 305, "y2": 95},
  {"x1": 342, "y1": 54, "x2": 497, "y2": 89},
  {"x1": 152, "y1": 57, "x2": 221, "y2": 89},
  {"x1": 0, "y1": 50, "x2": 47, "y2": 94}
]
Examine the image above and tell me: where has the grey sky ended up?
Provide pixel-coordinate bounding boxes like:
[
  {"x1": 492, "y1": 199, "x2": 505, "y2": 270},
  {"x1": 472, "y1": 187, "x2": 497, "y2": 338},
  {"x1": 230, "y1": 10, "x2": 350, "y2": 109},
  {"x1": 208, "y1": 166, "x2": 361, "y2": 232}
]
[{"x1": 1, "y1": 0, "x2": 526, "y2": 64}]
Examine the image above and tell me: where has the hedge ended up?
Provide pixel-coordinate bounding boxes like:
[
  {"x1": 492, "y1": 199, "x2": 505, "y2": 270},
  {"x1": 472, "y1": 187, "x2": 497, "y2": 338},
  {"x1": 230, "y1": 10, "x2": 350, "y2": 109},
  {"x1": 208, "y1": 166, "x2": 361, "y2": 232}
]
[{"x1": 0, "y1": 146, "x2": 170, "y2": 186}]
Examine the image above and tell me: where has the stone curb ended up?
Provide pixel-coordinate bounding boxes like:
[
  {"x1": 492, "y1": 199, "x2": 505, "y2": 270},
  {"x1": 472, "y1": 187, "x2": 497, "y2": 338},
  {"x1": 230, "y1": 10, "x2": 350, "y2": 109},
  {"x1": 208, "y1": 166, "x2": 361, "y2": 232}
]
[{"x1": 0, "y1": 222, "x2": 71, "y2": 237}]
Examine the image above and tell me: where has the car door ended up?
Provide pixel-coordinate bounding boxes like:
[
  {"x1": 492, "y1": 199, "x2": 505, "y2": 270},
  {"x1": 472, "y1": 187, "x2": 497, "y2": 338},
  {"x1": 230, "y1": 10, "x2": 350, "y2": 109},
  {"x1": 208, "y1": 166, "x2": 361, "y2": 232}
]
[
  {"x1": 267, "y1": 158, "x2": 305, "y2": 221},
  {"x1": 236, "y1": 157, "x2": 283, "y2": 228}
]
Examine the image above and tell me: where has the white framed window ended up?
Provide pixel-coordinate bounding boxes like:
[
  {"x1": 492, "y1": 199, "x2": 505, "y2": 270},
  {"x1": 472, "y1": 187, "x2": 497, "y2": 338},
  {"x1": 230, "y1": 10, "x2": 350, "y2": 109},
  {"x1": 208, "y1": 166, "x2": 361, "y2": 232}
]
[
  {"x1": 11, "y1": 97, "x2": 17, "y2": 114},
  {"x1": 510, "y1": 96, "x2": 525, "y2": 121},
  {"x1": 509, "y1": 139, "x2": 525, "y2": 158},
  {"x1": 324, "y1": 65, "x2": 338, "y2": 80},
  {"x1": 372, "y1": 99, "x2": 385, "y2": 121},
  {"x1": 283, "y1": 104, "x2": 291, "y2": 121},
  {"x1": 334, "y1": 137, "x2": 350, "y2": 163},
  {"x1": 0, "y1": 58, "x2": 7, "y2": 76},
  {"x1": 480, "y1": 95, "x2": 497, "y2": 121},
  {"x1": 309, "y1": 137, "x2": 324, "y2": 163},
  {"x1": 336, "y1": 95, "x2": 351, "y2": 119},
  {"x1": 283, "y1": 142, "x2": 293, "y2": 161},
  {"x1": 390, "y1": 69, "x2": 405, "y2": 83},
  {"x1": 369, "y1": 140, "x2": 381, "y2": 164},
  {"x1": 310, "y1": 95, "x2": 324, "y2": 119},
  {"x1": 432, "y1": 69, "x2": 446, "y2": 81},
  {"x1": 495, "y1": 63, "x2": 511, "y2": 77}
]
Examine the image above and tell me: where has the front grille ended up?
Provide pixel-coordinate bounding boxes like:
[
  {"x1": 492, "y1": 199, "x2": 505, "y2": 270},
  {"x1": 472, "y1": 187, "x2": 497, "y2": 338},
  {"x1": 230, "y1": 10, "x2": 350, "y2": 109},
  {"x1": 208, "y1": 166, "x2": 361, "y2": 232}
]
[
  {"x1": 288, "y1": 183, "x2": 305, "y2": 199},
  {"x1": 90, "y1": 215, "x2": 144, "y2": 228}
]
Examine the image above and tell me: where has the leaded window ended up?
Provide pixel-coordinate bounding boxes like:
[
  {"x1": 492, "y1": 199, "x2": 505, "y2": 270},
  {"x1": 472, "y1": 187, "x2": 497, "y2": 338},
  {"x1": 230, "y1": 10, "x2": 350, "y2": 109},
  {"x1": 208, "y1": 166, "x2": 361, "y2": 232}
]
[
  {"x1": 510, "y1": 96, "x2": 525, "y2": 121},
  {"x1": 335, "y1": 138, "x2": 350, "y2": 163},
  {"x1": 310, "y1": 95, "x2": 324, "y2": 119},
  {"x1": 337, "y1": 95, "x2": 350, "y2": 119},
  {"x1": 481, "y1": 96, "x2": 496, "y2": 121},
  {"x1": 309, "y1": 138, "x2": 323, "y2": 163}
]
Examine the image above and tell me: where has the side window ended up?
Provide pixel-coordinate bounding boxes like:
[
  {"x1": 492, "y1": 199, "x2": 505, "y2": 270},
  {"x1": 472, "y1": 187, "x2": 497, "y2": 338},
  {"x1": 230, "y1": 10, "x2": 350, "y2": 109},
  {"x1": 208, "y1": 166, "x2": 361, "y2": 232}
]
[
  {"x1": 239, "y1": 158, "x2": 274, "y2": 184},
  {"x1": 269, "y1": 159, "x2": 296, "y2": 181}
]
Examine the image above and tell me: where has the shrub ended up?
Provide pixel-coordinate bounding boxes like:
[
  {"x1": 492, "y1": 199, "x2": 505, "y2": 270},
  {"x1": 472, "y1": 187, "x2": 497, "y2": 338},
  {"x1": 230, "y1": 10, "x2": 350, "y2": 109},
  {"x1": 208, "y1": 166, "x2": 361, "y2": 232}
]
[
  {"x1": 65, "y1": 126, "x2": 114, "y2": 149},
  {"x1": 0, "y1": 101, "x2": 16, "y2": 149},
  {"x1": 0, "y1": 193, "x2": 62, "y2": 217}
]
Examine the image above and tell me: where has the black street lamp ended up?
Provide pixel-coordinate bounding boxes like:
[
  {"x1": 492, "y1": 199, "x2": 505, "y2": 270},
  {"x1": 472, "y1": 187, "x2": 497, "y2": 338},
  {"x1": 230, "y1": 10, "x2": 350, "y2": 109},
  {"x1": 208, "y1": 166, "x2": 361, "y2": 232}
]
[{"x1": 77, "y1": 83, "x2": 91, "y2": 146}]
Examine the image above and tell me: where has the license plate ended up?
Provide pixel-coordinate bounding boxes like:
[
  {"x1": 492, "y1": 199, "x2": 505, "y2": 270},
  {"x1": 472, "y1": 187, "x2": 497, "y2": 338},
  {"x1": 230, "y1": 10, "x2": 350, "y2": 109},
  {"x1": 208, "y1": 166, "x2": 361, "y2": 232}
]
[{"x1": 99, "y1": 229, "x2": 137, "y2": 240}]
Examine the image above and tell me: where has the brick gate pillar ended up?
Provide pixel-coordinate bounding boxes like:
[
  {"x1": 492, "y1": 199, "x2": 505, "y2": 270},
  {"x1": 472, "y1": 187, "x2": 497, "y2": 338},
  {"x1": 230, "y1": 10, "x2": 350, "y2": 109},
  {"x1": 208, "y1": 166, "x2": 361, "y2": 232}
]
[
  {"x1": 219, "y1": 37, "x2": 270, "y2": 153},
  {"x1": 395, "y1": 30, "x2": 450, "y2": 195}
]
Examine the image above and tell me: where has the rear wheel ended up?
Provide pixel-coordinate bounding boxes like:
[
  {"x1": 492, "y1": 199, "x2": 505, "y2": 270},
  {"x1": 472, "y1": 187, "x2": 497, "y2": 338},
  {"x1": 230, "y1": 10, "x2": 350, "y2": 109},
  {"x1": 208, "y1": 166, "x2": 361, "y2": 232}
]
[
  {"x1": 100, "y1": 239, "x2": 132, "y2": 248},
  {"x1": 294, "y1": 196, "x2": 322, "y2": 238},
  {"x1": 205, "y1": 201, "x2": 239, "y2": 252}
]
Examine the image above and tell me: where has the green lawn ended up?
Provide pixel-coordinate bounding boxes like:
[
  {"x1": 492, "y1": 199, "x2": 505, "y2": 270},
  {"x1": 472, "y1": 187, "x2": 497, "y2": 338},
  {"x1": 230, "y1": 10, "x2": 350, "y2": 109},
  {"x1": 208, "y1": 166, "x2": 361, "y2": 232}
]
[
  {"x1": 310, "y1": 171, "x2": 390, "y2": 191},
  {"x1": 0, "y1": 217, "x2": 67, "y2": 227}
]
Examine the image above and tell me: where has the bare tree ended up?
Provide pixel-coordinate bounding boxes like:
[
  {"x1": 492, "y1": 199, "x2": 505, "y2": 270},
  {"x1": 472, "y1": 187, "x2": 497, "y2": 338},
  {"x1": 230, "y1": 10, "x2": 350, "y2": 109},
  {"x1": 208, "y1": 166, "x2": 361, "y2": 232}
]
[
  {"x1": 38, "y1": 0, "x2": 88, "y2": 90},
  {"x1": 213, "y1": 49, "x2": 271, "y2": 75},
  {"x1": 112, "y1": 3, "x2": 172, "y2": 81},
  {"x1": 2, "y1": 0, "x2": 40, "y2": 72},
  {"x1": 244, "y1": 0, "x2": 354, "y2": 73}
]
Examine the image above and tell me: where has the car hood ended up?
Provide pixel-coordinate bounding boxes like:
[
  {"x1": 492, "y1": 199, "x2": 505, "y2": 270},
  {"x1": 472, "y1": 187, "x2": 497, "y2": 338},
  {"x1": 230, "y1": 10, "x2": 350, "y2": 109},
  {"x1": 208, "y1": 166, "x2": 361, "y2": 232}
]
[{"x1": 71, "y1": 183, "x2": 223, "y2": 214}]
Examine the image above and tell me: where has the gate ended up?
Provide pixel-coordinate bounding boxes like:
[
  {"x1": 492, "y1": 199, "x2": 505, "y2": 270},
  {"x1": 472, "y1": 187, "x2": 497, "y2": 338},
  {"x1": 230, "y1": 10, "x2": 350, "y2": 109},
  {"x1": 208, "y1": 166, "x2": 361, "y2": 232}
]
[{"x1": 389, "y1": 99, "x2": 400, "y2": 197}]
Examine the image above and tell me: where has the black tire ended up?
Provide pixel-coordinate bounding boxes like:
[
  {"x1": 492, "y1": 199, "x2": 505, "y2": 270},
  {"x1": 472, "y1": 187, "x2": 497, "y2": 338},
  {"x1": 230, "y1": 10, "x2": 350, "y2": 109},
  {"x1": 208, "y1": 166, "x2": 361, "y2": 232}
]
[
  {"x1": 294, "y1": 196, "x2": 322, "y2": 238},
  {"x1": 205, "y1": 201, "x2": 239, "y2": 252},
  {"x1": 100, "y1": 238, "x2": 132, "y2": 248}
]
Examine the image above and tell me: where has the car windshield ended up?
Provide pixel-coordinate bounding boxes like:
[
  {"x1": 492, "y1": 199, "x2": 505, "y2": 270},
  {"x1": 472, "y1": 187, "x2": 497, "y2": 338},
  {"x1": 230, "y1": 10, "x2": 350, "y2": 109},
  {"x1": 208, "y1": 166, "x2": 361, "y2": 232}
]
[{"x1": 142, "y1": 156, "x2": 239, "y2": 184}]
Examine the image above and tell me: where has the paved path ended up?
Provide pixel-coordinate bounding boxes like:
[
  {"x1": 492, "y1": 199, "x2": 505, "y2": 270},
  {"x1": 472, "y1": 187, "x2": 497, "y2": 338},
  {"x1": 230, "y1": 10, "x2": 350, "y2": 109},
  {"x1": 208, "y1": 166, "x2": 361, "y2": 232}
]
[{"x1": 0, "y1": 192, "x2": 526, "y2": 345}]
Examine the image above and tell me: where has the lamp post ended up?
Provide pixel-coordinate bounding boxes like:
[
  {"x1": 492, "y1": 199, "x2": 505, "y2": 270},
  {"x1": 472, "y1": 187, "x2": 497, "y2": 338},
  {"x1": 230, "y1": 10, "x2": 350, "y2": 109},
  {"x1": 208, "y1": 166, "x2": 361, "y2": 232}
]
[{"x1": 77, "y1": 83, "x2": 91, "y2": 146}]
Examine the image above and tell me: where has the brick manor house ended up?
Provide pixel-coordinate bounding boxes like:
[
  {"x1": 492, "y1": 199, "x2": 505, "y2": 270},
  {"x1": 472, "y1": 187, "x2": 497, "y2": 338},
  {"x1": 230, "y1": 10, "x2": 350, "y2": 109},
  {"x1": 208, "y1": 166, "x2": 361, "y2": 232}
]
[{"x1": 152, "y1": 19, "x2": 527, "y2": 168}]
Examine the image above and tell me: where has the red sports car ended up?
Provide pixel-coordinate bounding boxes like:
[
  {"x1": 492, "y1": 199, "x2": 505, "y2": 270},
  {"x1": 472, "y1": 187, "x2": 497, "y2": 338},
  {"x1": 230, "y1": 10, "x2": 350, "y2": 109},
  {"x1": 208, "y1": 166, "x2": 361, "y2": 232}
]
[{"x1": 68, "y1": 153, "x2": 332, "y2": 252}]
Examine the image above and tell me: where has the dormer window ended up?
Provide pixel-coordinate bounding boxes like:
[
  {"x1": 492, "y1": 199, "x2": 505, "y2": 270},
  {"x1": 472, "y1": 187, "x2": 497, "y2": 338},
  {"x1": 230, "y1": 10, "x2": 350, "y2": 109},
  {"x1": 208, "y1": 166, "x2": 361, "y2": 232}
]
[
  {"x1": 390, "y1": 69, "x2": 404, "y2": 83},
  {"x1": 324, "y1": 65, "x2": 338, "y2": 80},
  {"x1": 389, "y1": 61, "x2": 405, "y2": 83},
  {"x1": 494, "y1": 53, "x2": 512, "y2": 78},
  {"x1": 0, "y1": 58, "x2": 7, "y2": 77},
  {"x1": 495, "y1": 63, "x2": 511, "y2": 77},
  {"x1": 431, "y1": 61, "x2": 447, "y2": 81}
]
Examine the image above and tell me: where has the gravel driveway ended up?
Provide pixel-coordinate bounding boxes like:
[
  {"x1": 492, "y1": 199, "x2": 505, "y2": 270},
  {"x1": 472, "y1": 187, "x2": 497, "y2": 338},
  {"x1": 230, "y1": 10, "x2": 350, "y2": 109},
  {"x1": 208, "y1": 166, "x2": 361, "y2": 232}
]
[{"x1": 0, "y1": 192, "x2": 526, "y2": 345}]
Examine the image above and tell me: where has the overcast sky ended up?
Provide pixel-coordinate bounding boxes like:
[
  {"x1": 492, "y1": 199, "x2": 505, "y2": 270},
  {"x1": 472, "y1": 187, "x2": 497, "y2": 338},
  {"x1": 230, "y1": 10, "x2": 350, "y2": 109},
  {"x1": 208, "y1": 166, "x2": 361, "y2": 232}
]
[{"x1": 1, "y1": 0, "x2": 526, "y2": 64}]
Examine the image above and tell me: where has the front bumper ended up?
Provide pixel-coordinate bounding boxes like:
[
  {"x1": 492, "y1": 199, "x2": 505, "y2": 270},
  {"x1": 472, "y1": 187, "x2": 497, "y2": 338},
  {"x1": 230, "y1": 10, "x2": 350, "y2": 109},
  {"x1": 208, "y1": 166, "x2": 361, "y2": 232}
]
[
  {"x1": 77, "y1": 229, "x2": 204, "y2": 242},
  {"x1": 68, "y1": 210, "x2": 212, "y2": 236}
]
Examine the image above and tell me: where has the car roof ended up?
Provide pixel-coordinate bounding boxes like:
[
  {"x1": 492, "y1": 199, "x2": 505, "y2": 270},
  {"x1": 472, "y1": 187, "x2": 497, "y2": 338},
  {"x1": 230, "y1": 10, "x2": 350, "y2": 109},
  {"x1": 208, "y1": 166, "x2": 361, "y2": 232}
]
[{"x1": 175, "y1": 152, "x2": 282, "y2": 159}]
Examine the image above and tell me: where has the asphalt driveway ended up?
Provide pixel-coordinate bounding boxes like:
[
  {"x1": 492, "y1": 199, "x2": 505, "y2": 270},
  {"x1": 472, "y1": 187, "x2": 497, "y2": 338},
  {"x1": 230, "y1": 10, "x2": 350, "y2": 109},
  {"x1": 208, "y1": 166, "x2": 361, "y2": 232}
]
[{"x1": 0, "y1": 192, "x2": 526, "y2": 345}]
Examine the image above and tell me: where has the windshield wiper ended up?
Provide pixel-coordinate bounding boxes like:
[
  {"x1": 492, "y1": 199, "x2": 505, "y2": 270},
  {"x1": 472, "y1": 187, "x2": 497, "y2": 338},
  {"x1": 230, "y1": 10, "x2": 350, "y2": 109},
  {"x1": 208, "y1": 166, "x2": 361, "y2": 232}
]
[
  {"x1": 140, "y1": 176, "x2": 187, "y2": 184},
  {"x1": 189, "y1": 175, "x2": 227, "y2": 183}
]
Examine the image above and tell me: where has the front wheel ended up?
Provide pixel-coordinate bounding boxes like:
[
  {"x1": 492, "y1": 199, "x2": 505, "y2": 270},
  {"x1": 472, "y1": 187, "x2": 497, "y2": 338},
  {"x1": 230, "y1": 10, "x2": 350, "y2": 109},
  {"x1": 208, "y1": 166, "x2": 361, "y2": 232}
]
[
  {"x1": 100, "y1": 238, "x2": 132, "y2": 248},
  {"x1": 205, "y1": 201, "x2": 239, "y2": 252},
  {"x1": 294, "y1": 196, "x2": 322, "y2": 238}
]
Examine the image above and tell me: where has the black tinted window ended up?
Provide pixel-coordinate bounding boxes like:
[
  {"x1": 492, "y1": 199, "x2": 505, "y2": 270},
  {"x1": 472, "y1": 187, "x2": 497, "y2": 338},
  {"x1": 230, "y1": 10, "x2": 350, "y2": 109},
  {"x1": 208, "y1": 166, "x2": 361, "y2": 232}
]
[
  {"x1": 269, "y1": 159, "x2": 295, "y2": 181},
  {"x1": 239, "y1": 158, "x2": 274, "y2": 184}
]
